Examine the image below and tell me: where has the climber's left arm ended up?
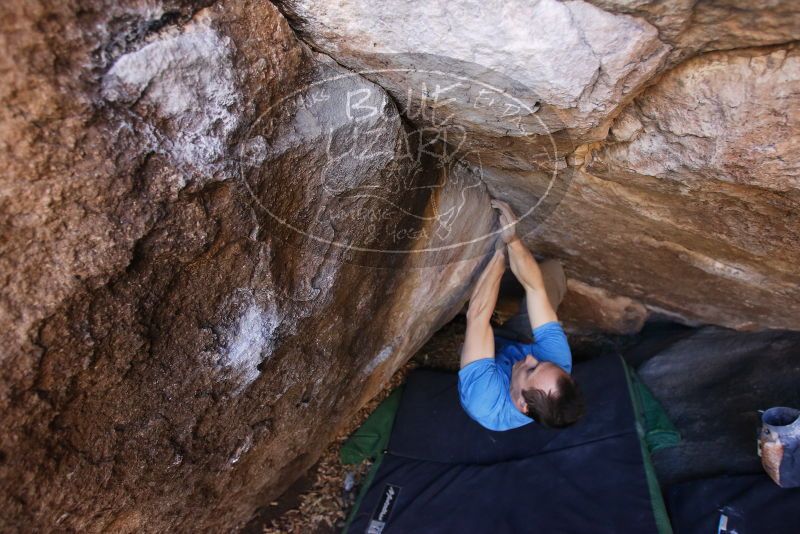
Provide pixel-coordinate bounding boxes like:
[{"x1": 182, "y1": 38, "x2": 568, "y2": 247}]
[{"x1": 460, "y1": 249, "x2": 506, "y2": 369}]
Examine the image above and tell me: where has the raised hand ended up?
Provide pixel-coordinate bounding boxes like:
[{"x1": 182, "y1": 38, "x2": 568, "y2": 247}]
[{"x1": 490, "y1": 199, "x2": 519, "y2": 244}]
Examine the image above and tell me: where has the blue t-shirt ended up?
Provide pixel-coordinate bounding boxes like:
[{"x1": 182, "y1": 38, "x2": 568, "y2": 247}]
[{"x1": 457, "y1": 321, "x2": 572, "y2": 431}]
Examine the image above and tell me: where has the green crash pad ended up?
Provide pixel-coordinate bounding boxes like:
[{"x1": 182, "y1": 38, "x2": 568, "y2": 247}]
[
  {"x1": 340, "y1": 386, "x2": 404, "y2": 534},
  {"x1": 341, "y1": 386, "x2": 404, "y2": 465}
]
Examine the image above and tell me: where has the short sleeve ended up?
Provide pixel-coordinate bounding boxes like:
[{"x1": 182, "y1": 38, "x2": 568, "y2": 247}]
[
  {"x1": 457, "y1": 359, "x2": 506, "y2": 427},
  {"x1": 530, "y1": 321, "x2": 572, "y2": 373}
]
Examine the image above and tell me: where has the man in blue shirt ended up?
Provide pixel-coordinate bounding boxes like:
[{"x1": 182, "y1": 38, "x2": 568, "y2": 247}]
[{"x1": 458, "y1": 200, "x2": 585, "y2": 431}]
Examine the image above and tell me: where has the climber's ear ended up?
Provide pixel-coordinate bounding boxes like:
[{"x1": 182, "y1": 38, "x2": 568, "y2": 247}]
[{"x1": 516, "y1": 393, "x2": 527, "y2": 413}]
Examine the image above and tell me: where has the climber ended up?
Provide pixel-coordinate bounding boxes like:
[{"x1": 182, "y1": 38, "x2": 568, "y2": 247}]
[{"x1": 458, "y1": 199, "x2": 585, "y2": 431}]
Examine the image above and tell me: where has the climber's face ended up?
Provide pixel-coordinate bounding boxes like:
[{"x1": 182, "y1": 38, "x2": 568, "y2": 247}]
[{"x1": 509, "y1": 354, "x2": 565, "y2": 414}]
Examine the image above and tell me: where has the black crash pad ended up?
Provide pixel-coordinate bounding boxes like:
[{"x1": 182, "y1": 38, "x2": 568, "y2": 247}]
[
  {"x1": 667, "y1": 474, "x2": 800, "y2": 534},
  {"x1": 348, "y1": 355, "x2": 662, "y2": 533},
  {"x1": 387, "y1": 353, "x2": 636, "y2": 464}
]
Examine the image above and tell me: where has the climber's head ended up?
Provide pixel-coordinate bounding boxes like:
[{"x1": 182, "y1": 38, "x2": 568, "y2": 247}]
[{"x1": 510, "y1": 354, "x2": 585, "y2": 428}]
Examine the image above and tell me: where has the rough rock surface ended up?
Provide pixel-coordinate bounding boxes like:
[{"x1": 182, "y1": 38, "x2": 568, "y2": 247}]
[
  {"x1": 279, "y1": 0, "x2": 800, "y2": 330},
  {"x1": 3, "y1": 0, "x2": 800, "y2": 531},
  {"x1": 586, "y1": 0, "x2": 800, "y2": 58},
  {"x1": 560, "y1": 279, "x2": 649, "y2": 335},
  {"x1": 279, "y1": 0, "x2": 671, "y2": 140},
  {"x1": 0, "y1": 0, "x2": 494, "y2": 531},
  {"x1": 543, "y1": 45, "x2": 800, "y2": 330},
  {"x1": 634, "y1": 326, "x2": 800, "y2": 486}
]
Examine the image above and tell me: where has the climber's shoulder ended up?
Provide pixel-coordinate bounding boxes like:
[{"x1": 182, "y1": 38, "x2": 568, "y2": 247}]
[{"x1": 458, "y1": 359, "x2": 531, "y2": 431}]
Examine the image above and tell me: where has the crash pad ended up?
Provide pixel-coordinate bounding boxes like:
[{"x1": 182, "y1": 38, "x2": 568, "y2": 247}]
[
  {"x1": 341, "y1": 387, "x2": 404, "y2": 465},
  {"x1": 345, "y1": 354, "x2": 673, "y2": 533},
  {"x1": 386, "y1": 354, "x2": 635, "y2": 464},
  {"x1": 667, "y1": 473, "x2": 800, "y2": 534}
]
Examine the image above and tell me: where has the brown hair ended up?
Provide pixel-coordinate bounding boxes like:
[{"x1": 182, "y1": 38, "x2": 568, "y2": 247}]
[{"x1": 522, "y1": 374, "x2": 585, "y2": 428}]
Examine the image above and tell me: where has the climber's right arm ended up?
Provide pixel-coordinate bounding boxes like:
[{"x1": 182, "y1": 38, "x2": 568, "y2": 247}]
[{"x1": 460, "y1": 249, "x2": 505, "y2": 369}]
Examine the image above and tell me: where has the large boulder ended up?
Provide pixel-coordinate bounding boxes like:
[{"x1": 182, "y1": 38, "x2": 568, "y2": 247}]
[
  {"x1": 635, "y1": 326, "x2": 800, "y2": 485},
  {"x1": 278, "y1": 0, "x2": 800, "y2": 331},
  {"x1": 560, "y1": 280, "x2": 649, "y2": 335},
  {"x1": 276, "y1": 0, "x2": 670, "y2": 185},
  {"x1": 0, "y1": 0, "x2": 493, "y2": 530},
  {"x1": 572, "y1": 46, "x2": 800, "y2": 329},
  {"x1": 2, "y1": 0, "x2": 799, "y2": 531}
]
